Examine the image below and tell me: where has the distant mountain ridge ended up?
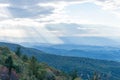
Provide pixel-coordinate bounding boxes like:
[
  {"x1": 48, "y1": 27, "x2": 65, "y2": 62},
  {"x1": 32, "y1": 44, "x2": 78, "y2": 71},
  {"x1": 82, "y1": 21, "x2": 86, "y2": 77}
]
[
  {"x1": 1, "y1": 42, "x2": 120, "y2": 61},
  {"x1": 60, "y1": 36, "x2": 120, "y2": 47},
  {"x1": 33, "y1": 44, "x2": 120, "y2": 62}
]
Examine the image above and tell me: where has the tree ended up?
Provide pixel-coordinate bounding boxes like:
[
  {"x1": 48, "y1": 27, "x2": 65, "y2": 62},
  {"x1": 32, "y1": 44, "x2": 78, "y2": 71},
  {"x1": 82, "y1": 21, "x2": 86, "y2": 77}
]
[
  {"x1": 90, "y1": 72, "x2": 101, "y2": 80},
  {"x1": 22, "y1": 54, "x2": 28, "y2": 62},
  {"x1": 5, "y1": 56, "x2": 14, "y2": 80},
  {"x1": 28, "y1": 56, "x2": 38, "y2": 76},
  {"x1": 74, "y1": 77, "x2": 82, "y2": 80},
  {"x1": 15, "y1": 46, "x2": 21, "y2": 57},
  {"x1": 70, "y1": 69, "x2": 78, "y2": 80}
]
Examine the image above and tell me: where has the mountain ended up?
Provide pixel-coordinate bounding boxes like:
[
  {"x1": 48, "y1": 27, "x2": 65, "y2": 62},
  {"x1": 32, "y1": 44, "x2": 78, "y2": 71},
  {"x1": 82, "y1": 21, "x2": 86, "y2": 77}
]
[
  {"x1": 0, "y1": 42, "x2": 120, "y2": 80},
  {"x1": 60, "y1": 36, "x2": 120, "y2": 47},
  {"x1": 33, "y1": 44, "x2": 120, "y2": 61}
]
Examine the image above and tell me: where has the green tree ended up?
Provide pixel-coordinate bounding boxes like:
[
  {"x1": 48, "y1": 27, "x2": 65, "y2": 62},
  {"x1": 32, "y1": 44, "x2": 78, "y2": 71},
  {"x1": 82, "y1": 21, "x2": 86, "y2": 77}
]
[
  {"x1": 5, "y1": 56, "x2": 14, "y2": 80},
  {"x1": 70, "y1": 69, "x2": 78, "y2": 80},
  {"x1": 28, "y1": 56, "x2": 38, "y2": 77},
  {"x1": 74, "y1": 77, "x2": 82, "y2": 80},
  {"x1": 90, "y1": 72, "x2": 101, "y2": 80},
  {"x1": 15, "y1": 46, "x2": 21, "y2": 57},
  {"x1": 22, "y1": 54, "x2": 28, "y2": 62}
]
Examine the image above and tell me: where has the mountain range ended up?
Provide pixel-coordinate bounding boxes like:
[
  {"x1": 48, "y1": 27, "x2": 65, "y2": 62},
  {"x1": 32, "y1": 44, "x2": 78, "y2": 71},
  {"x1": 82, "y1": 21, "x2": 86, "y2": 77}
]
[
  {"x1": 32, "y1": 44, "x2": 120, "y2": 62},
  {"x1": 0, "y1": 42, "x2": 120, "y2": 80},
  {"x1": 60, "y1": 36, "x2": 120, "y2": 47}
]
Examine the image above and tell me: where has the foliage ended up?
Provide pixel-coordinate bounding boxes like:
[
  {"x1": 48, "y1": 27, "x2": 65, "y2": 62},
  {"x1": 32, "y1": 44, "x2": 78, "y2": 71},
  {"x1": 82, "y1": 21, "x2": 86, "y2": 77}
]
[
  {"x1": 22, "y1": 54, "x2": 28, "y2": 62},
  {"x1": 70, "y1": 69, "x2": 78, "y2": 80},
  {"x1": 4, "y1": 56, "x2": 13, "y2": 77},
  {"x1": 15, "y1": 46, "x2": 21, "y2": 57},
  {"x1": 0, "y1": 46, "x2": 71, "y2": 80}
]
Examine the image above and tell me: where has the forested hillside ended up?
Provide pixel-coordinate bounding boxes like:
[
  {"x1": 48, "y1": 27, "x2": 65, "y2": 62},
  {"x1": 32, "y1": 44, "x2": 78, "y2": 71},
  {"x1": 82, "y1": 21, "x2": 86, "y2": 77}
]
[{"x1": 0, "y1": 46, "x2": 71, "y2": 80}]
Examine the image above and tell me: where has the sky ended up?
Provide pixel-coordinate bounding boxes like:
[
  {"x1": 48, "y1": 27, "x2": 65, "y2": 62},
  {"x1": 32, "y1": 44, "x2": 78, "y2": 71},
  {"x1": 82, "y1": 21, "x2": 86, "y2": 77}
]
[{"x1": 0, "y1": 0, "x2": 120, "y2": 44}]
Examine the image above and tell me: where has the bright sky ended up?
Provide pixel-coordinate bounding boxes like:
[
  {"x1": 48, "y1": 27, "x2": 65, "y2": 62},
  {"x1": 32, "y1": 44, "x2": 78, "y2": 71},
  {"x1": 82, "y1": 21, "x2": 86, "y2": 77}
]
[{"x1": 0, "y1": 0, "x2": 120, "y2": 44}]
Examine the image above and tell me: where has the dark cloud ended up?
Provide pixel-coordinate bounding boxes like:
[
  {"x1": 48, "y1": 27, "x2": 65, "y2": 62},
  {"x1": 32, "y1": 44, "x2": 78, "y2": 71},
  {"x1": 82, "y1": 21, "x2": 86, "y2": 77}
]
[
  {"x1": 8, "y1": 0, "x2": 81, "y2": 5},
  {"x1": 0, "y1": 0, "x2": 9, "y2": 3},
  {"x1": 9, "y1": 0, "x2": 40, "y2": 6},
  {"x1": 8, "y1": 6, "x2": 54, "y2": 18},
  {"x1": 96, "y1": 0, "x2": 107, "y2": 2},
  {"x1": 0, "y1": 0, "x2": 56, "y2": 18},
  {"x1": 0, "y1": 0, "x2": 84, "y2": 18}
]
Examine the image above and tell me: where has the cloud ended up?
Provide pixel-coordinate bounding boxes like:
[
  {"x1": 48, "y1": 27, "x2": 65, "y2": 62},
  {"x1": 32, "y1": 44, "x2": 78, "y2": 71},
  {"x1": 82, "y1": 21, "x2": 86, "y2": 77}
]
[
  {"x1": 95, "y1": 0, "x2": 120, "y2": 10},
  {"x1": 0, "y1": 0, "x2": 120, "y2": 24},
  {"x1": 0, "y1": 0, "x2": 59, "y2": 19},
  {"x1": 0, "y1": 3, "x2": 11, "y2": 21},
  {"x1": 35, "y1": 0, "x2": 120, "y2": 25},
  {"x1": 46, "y1": 23, "x2": 98, "y2": 37},
  {"x1": 0, "y1": 0, "x2": 86, "y2": 22},
  {"x1": 0, "y1": 3, "x2": 10, "y2": 7},
  {"x1": 0, "y1": 0, "x2": 120, "y2": 20},
  {"x1": 8, "y1": 6, "x2": 54, "y2": 18},
  {"x1": 94, "y1": 0, "x2": 120, "y2": 17},
  {"x1": 45, "y1": 23, "x2": 120, "y2": 37},
  {"x1": 0, "y1": 19, "x2": 64, "y2": 44},
  {"x1": 0, "y1": 0, "x2": 120, "y2": 44},
  {"x1": 37, "y1": 0, "x2": 89, "y2": 24}
]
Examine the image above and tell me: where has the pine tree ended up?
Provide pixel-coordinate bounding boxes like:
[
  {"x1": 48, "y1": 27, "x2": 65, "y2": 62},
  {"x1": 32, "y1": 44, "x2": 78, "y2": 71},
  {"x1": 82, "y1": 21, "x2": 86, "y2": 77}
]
[
  {"x1": 5, "y1": 56, "x2": 14, "y2": 80},
  {"x1": 22, "y1": 54, "x2": 28, "y2": 62},
  {"x1": 15, "y1": 46, "x2": 21, "y2": 57},
  {"x1": 28, "y1": 56, "x2": 38, "y2": 77},
  {"x1": 70, "y1": 69, "x2": 78, "y2": 80},
  {"x1": 91, "y1": 72, "x2": 101, "y2": 80}
]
